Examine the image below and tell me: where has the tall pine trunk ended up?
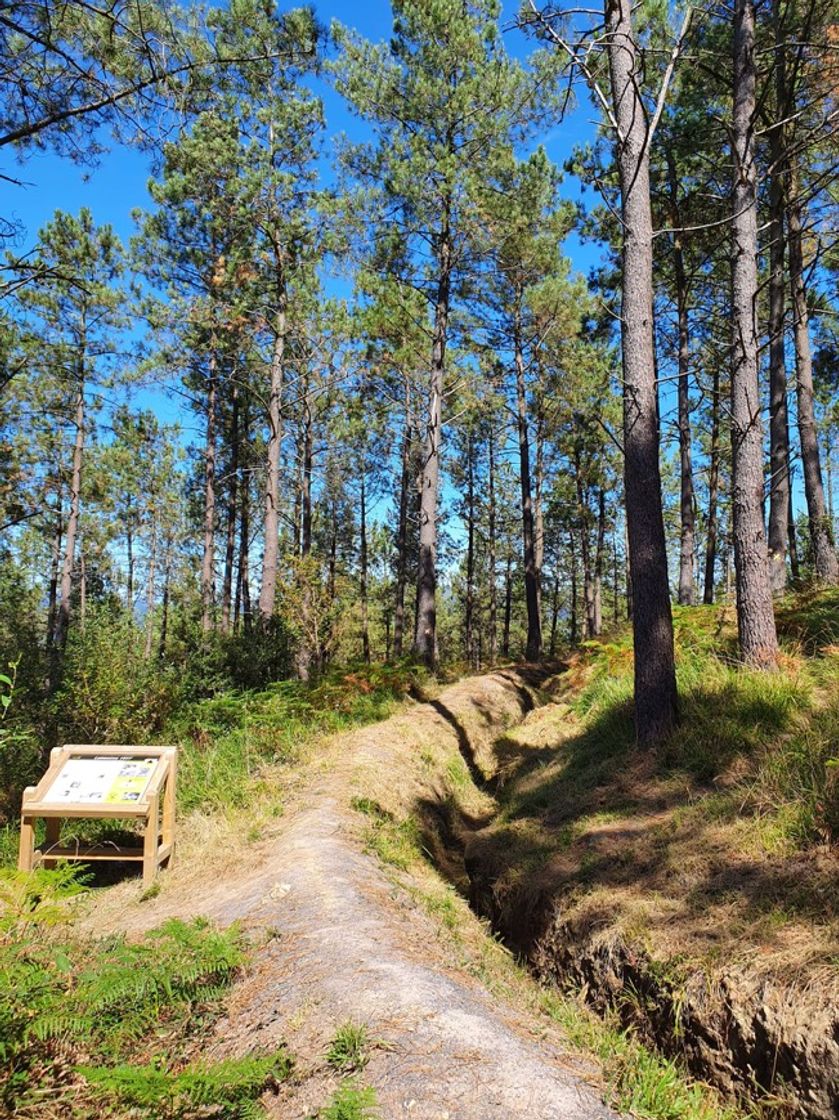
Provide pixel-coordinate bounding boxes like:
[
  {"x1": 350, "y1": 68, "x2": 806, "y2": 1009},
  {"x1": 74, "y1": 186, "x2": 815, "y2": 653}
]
[
  {"x1": 549, "y1": 574, "x2": 561, "y2": 657},
  {"x1": 514, "y1": 299, "x2": 542, "y2": 660},
  {"x1": 487, "y1": 424, "x2": 498, "y2": 664},
  {"x1": 201, "y1": 354, "x2": 217, "y2": 634},
  {"x1": 787, "y1": 161, "x2": 839, "y2": 583},
  {"x1": 730, "y1": 0, "x2": 778, "y2": 666},
  {"x1": 502, "y1": 553, "x2": 512, "y2": 659},
  {"x1": 126, "y1": 504, "x2": 134, "y2": 611},
  {"x1": 236, "y1": 392, "x2": 252, "y2": 632},
  {"x1": 568, "y1": 528, "x2": 579, "y2": 645},
  {"x1": 144, "y1": 521, "x2": 157, "y2": 660},
  {"x1": 393, "y1": 380, "x2": 412, "y2": 658},
  {"x1": 465, "y1": 429, "x2": 476, "y2": 667},
  {"x1": 414, "y1": 200, "x2": 451, "y2": 667},
  {"x1": 606, "y1": 0, "x2": 677, "y2": 741},
  {"x1": 704, "y1": 363, "x2": 721, "y2": 604},
  {"x1": 295, "y1": 375, "x2": 314, "y2": 681},
  {"x1": 79, "y1": 544, "x2": 86, "y2": 632},
  {"x1": 534, "y1": 399, "x2": 545, "y2": 621},
  {"x1": 594, "y1": 488, "x2": 606, "y2": 635},
  {"x1": 767, "y1": 0, "x2": 791, "y2": 595},
  {"x1": 259, "y1": 299, "x2": 286, "y2": 620},
  {"x1": 46, "y1": 494, "x2": 62, "y2": 649},
  {"x1": 767, "y1": 159, "x2": 791, "y2": 594},
  {"x1": 53, "y1": 371, "x2": 84, "y2": 654},
  {"x1": 667, "y1": 154, "x2": 696, "y2": 606},
  {"x1": 221, "y1": 384, "x2": 239, "y2": 635},
  {"x1": 159, "y1": 536, "x2": 171, "y2": 660},
  {"x1": 360, "y1": 466, "x2": 371, "y2": 664}
]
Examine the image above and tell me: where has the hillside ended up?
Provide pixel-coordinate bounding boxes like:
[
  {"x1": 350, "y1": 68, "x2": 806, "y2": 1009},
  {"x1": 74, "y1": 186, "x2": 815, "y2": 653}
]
[{"x1": 4, "y1": 592, "x2": 837, "y2": 1119}]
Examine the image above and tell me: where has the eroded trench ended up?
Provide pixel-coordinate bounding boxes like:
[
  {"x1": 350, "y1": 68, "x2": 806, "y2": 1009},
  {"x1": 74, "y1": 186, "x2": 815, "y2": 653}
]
[{"x1": 399, "y1": 668, "x2": 838, "y2": 1120}]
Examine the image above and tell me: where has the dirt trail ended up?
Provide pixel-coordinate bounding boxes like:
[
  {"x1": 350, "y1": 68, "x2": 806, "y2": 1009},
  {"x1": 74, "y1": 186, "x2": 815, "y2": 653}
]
[{"x1": 87, "y1": 669, "x2": 619, "y2": 1120}]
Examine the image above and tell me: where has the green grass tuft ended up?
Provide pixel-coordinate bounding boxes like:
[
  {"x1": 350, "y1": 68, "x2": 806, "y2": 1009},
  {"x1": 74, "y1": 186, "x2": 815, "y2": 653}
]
[
  {"x1": 326, "y1": 1022, "x2": 370, "y2": 1073},
  {"x1": 318, "y1": 1080, "x2": 379, "y2": 1120}
]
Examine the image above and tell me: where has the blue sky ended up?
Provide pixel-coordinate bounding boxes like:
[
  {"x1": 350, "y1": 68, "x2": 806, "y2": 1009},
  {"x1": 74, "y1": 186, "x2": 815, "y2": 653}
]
[
  {"x1": 3, "y1": 1, "x2": 602, "y2": 276},
  {"x1": 2, "y1": 1, "x2": 606, "y2": 449}
]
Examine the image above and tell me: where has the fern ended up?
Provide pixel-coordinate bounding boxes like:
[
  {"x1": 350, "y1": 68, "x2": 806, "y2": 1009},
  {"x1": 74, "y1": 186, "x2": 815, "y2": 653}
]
[
  {"x1": 80, "y1": 1051, "x2": 292, "y2": 1119},
  {"x1": 0, "y1": 915, "x2": 251, "y2": 1115}
]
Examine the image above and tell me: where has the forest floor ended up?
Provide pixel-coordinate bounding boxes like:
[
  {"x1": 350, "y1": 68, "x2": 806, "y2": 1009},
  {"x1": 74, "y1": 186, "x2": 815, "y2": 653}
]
[{"x1": 78, "y1": 669, "x2": 623, "y2": 1120}]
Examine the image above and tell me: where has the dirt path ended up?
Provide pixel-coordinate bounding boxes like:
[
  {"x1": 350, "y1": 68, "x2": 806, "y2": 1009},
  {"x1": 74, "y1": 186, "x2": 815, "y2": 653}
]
[{"x1": 87, "y1": 670, "x2": 619, "y2": 1120}]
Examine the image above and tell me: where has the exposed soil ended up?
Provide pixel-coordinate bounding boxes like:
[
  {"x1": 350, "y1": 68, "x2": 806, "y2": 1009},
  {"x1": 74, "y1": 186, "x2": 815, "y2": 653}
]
[{"x1": 81, "y1": 667, "x2": 619, "y2": 1120}]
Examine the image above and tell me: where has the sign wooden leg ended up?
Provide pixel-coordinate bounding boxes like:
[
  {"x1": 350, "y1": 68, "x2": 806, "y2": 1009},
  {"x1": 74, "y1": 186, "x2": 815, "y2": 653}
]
[
  {"x1": 161, "y1": 751, "x2": 176, "y2": 868},
  {"x1": 18, "y1": 788, "x2": 36, "y2": 872},
  {"x1": 142, "y1": 794, "x2": 160, "y2": 888},
  {"x1": 43, "y1": 818, "x2": 60, "y2": 868},
  {"x1": 18, "y1": 817, "x2": 34, "y2": 872}
]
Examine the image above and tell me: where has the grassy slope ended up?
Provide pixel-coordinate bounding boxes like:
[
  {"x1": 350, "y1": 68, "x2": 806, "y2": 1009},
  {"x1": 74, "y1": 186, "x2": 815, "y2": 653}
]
[
  {"x1": 447, "y1": 592, "x2": 839, "y2": 1119},
  {"x1": 482, "y1": 591, "x2": 839, "y2": 973}
]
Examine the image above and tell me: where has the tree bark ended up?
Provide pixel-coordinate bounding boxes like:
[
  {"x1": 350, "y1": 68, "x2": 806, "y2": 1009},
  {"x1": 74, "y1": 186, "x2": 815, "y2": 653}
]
[
  {"x1": 667, "y1": 153, "x2": 696, "y2": 606},
  {"x1": 465, "y1": 429, "x2": 476, "y2": 667},
  {"x1": 788, "y1": 474, "x2": 801, "y2": 582},
  {"x1": 767, "y1": 152, "x2": 791, "y2": 594},
  {"x1": 144, "y1": 520, "x2": 157, "y2": 659},
  {"x1": 79, "y1": 544, "x2": 86, "y2": 632},
  {"x1": 414, "y1": 199, "x2": 451, "y2": 668},
  {"x1": 704, "y1": 363, "x2": 721, "y2": 605},
  {"x1": 535, "y1": 397, "x2": 545, "y2": 621},
  {"x1": 53, "y1": 371, "x2": 84, "y2": 653},
  {"x1": 514, "y1": 298, "x2": 542, "y2": 660},
  {"x1": 393, "y1": 379, "x2": 412, "y2": 658},
  {"x1": 549, "y1": 573, "x2": 561, "y2": 657},
  {"x1": 730, "y1": 0, "x2": 779, "y2": 666},
  {"x1": 300, "y1": 380, "x2": 313, "y2": 558},
  {"x1": 236, "y1": 392, "x2": 252, "y2": 632},
  {"x1": 158, "y1": 536, "x2": 171, "y2": 660},
  {"x1": 594, "y1": 487, "x2": 606, "y2": 635},
  {"x1": 258, "y1": 298, "x2": 286, "y2": 619},
  {"x1": 46, "y1": 493, "x2": 62, "y2": 649},
  {"x1": 295, "y1": 372, "x2": 314, "y2": 682},
  {"x1": 126, "y1": 501, "x2": 134, "y2": 611},
  {"x1": 787, "y1": 160, "x2": 839, "y2": 583},
  {"x1": 767, "y1": 0, "x2": 791, "y2": 595},
  {"x1": 502, "y1": 553, "x2": 512, "y2": 659},
  {"x1": 487, "y1": 423, "x2": 498, "y2": 664},
  {"x1": 568, "y1": 527, "x2": 578, "y2": 645},
  {"x1": 201, "y1": 353, "x2": 217, "y2": 634},
  {"x1": 576, "y1": 451, "x2": 596, "y2": 640},
  {"x1": 606, "y1": 0, "x2": 678, "y2": 740},
  {"x1": 221, "y1": 383, "x2": 239, "y2": 635},
  {"x1": 360, "y1": 466, "x2": 371, "y2": 664}
]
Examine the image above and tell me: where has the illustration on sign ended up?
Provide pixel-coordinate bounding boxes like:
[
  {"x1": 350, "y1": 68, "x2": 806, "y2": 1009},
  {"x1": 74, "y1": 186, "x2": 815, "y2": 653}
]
[{"x1": 44, "y1": 756, "x2": 157, "y2": 805}]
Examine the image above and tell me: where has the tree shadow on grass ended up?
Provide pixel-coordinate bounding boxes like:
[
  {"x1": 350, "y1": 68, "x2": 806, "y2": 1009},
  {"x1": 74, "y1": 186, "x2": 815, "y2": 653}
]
[{"x1": 413, "y1": 677, "x2": 838, "y2": 963}]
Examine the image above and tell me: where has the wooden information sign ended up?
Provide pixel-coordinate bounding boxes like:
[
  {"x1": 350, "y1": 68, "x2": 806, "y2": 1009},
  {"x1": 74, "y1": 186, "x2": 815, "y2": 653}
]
[{"x1": 18, "y1": 744, "x2": 178, "y2": 887}]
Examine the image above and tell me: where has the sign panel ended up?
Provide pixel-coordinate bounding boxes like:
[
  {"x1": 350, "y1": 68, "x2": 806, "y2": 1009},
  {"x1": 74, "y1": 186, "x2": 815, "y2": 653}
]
[{"x1": 43, "y1": 755, "x2": 157, "y2": 806}]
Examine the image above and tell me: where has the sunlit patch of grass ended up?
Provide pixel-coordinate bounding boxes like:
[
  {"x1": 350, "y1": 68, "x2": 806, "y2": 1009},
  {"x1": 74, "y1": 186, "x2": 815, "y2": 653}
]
[
  {"x1": 318, "y1": 1081, "x2": 378, "y2": 1120},
  {"x1": 539, "y1": 988, "x2": 745, "y2": 1120},
  {"x1": 351, "y1": 797, "x2": 423, "y2": 872},
  {"x1": 326, "y1": 1022, "x2": 370, "y2": 1073}
]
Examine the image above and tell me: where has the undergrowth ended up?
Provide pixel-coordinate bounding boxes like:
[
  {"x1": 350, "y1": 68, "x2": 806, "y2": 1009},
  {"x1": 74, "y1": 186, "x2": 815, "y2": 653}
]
[
  {"x1": 0, "y1": 661, "x2": 427, "y2": 868},
  {"x1": 0, "y1": 864, "x2": 290, "y2": 1118}
]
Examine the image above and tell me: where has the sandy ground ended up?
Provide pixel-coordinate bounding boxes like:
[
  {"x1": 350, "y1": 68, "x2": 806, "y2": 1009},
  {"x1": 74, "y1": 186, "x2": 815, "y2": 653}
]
[{"x1": 82, "y1": 670, "x2": 619, "y2": 1120}]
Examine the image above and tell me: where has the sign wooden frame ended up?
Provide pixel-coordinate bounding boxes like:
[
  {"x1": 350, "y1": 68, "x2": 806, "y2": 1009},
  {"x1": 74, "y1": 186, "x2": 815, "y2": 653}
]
[{"x1": 18, "y1": 744, "x2": 178, "y2": 887}]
